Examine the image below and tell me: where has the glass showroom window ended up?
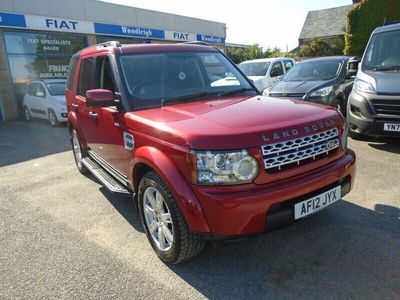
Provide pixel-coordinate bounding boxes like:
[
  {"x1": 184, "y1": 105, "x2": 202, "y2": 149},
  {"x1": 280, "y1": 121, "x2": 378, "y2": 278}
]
[{"x1": 3, "y1": 31, "x2": 87, "y2": 117}]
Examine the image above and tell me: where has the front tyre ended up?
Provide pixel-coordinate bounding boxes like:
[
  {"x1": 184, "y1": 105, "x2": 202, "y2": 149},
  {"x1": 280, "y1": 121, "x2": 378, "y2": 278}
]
[
  {"x1": 24, "y1": 106, "x2": 31, "y2": 121},
  {"x1": 138, "y1": 171, "x2": 205, "y2": 264},
  {"x1": 48, "y1": 109, "x2": 60, "y2": 127},
  {"x1": 71, "y1": 129, "x2": 88, "y2": 174}
]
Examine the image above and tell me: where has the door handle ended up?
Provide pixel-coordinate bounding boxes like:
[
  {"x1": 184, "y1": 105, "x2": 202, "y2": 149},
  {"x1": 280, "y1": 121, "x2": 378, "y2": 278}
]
[
  {"x1": 89, "y1": 111, "x2": 98, "y2": 120},
  {"x1": 71, "y1": 103, "x2": 78, "y2": 111}
]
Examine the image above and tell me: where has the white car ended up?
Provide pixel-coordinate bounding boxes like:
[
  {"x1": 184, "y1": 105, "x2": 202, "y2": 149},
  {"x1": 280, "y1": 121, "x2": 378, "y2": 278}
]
[
  {"x1": 238, "y1": 57, "x2": 295, "y2": 93},
  {"x1": 23, "y1": 79, "x2": 67, "y2": 126}
]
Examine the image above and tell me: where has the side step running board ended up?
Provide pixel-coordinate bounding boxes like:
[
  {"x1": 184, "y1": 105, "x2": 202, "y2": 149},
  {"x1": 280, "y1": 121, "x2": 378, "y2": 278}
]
[{"x1": 82, "y1": 157, "x2": 130, "y2": 195}]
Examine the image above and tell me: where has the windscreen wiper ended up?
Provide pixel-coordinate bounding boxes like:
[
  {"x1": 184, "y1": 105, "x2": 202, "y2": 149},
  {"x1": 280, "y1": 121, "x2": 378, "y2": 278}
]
[
  {"x1": 161, "y1": 88, "x2": 256, "y2": 107},
  {"x1": 218, "y1": 88, "x2": 256, "y2": 97},
  {"x1": 371, "y1": 65, "x2": 400, "y2": 72},
  {"x1": 161, "y1": 91, "x2": 215, "y2": 106}
]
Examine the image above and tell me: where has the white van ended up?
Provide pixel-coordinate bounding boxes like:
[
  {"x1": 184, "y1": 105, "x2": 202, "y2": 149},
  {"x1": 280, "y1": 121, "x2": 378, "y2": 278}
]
[
  {"x1": 347, "y1": 22, "x2": 400, "y2": 138},
  {"x1": 238, "y1": 57, "x2": 295, "y2": 93}
]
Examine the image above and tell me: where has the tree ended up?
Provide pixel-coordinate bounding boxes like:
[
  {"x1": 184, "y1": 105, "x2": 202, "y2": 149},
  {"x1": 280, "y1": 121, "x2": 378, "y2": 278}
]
[
  {"x1": 226, "y1": 44, "x2": 290, "y2": 64},
  {"x1": 300, "y1": 38, "x2": 344, "y2": 57},
  {"x1": 345, "y1": 0, "x2": 400, "y2": 56}
]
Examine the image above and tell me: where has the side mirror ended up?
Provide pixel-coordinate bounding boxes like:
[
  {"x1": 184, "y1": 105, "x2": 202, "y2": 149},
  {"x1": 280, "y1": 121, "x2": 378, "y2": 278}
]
[
  {"x1": 86, "y1": 89, "x2": 115, "y2": 107},
  {"x1": 347, "y1": 57, "x2": 361, "y2": 79}
]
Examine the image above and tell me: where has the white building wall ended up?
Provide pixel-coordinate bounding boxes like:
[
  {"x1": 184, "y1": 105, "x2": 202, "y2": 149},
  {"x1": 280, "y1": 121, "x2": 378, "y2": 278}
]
[{"x1": 0, "y1": 0, "x2": 225, "y2": 37}]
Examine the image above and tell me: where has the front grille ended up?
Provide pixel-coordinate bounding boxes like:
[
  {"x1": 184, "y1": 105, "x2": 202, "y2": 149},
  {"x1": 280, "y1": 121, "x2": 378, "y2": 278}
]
[
  {"x1": 261, "y1": 128, "x2": 339, "y2": 172},
  {"x1": 269, "y1": 93, "x2": 305, "y2": 100},
  {"x1": 371, "y1": 99, "x2": 400, "y2": 116}
]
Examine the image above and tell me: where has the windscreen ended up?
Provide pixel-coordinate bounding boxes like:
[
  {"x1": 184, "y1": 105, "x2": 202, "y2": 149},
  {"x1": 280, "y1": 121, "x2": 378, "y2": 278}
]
[
  {"x1": 238, "y1": 62, "x2": 270, "y2": 76},
  {"x1": 45, "y1": 82, "x2": 66, "y2": 96},
  {"x1": 119, "y1": 51, "x2": 254, "y2": 109},
  {"x1": 283, "y1": 60, "x2": 342, "y2": 81},
  {"x1": 363, "y1": 29, "x2": 400, "y2": 70}
]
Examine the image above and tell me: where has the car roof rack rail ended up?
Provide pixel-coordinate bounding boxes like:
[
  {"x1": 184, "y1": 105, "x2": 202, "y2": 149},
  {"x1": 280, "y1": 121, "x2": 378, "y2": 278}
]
[
  {"x1": 182, "y1": 41, "x2": 210, "y2": 46},
  {"x1": 383, "y1": 17, "x2": 400, "y2": 26},
  {"x1": 94, "y1": 41, "x2": 121, "y2": 48}
]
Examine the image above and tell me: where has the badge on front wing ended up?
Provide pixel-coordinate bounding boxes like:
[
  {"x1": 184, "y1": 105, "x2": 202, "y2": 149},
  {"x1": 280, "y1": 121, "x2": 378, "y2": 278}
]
[{"x1": 123, "y1": 132, "x2": 135, "y2": 151}]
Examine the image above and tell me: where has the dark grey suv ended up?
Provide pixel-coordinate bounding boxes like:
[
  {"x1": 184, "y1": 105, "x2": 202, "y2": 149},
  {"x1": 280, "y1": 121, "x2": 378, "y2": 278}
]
[{"x1": 264, "y1": 56, "x2": 355, "y2": 116}]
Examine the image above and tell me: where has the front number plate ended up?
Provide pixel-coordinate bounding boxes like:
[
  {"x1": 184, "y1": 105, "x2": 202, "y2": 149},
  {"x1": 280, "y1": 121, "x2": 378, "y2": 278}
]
[
  {"x1": 294, "y1": 186, "x2": 341, "y2": 220},
  {"x1": 384, "y1": 123, "x2": 400, "y2": 132}
]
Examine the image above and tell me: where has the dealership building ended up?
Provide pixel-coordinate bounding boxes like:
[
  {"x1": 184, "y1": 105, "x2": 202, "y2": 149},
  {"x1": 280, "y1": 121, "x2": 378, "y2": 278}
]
[{"x1": 0, "y1": 0, "x2": 226, "y2": 122}]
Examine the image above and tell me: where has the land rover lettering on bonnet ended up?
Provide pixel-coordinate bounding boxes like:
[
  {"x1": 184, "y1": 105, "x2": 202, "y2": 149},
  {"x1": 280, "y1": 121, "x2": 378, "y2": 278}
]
[{"x1": 66, "y1": 41, "x2": 356, "y2": 263}]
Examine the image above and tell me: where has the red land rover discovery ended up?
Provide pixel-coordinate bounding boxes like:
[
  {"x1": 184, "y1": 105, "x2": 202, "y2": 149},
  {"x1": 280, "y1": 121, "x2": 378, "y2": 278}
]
[{"x1": 66, "y1": 41, "x2": 356, "y2": 263}]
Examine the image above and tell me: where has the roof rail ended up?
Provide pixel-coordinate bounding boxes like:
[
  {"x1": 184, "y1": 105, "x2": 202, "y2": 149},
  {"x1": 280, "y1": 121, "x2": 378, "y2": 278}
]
[
  {"x1": 182, "y1": 41, "x2": 210, "y2": 46},
  {"x1": 93, "y1": 41, "x2": 121, "y2": 48},
  {"x1": 383, "y1": 18, "x2": 400, "y2": 26}
]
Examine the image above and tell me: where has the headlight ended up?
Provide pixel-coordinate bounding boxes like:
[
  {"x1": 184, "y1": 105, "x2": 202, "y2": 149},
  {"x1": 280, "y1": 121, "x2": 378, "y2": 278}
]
[
  {"x1": 341, "y1": 123, "x2": 348, "y2": 150},
  {"x1": 310, "y1": 86, "x2": 333, "y2": 98},
  {"x1": 190, "y1": 149, "x2": 259, "y2": 185},
  {"x1": 353, "y1": 78, "x2": 375, "y2": 94}
]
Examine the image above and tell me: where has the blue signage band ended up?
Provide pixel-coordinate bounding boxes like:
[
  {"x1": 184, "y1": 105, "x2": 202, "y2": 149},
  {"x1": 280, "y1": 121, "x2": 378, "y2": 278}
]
[
  {"x1": 0, "y1": 11, "x2": 225, "y2": 45},
  {"x1": 94, "y1": 22, "x2": 165, "y2": 40},
  {"x1": 0, "y1": 12, "x2": 26, "y2": 28}
]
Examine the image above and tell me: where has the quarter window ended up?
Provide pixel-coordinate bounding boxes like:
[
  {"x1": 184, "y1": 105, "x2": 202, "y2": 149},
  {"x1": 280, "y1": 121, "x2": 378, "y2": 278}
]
[
  {"x1": 36, "y1": 84, "x2": 46, "y2": 98},
  {"x1": 67, "y1": 55, "x2": 78, "y2": 90},
  {"x1": 284, "y1": 60, "x2": 294, "y2": 72}
]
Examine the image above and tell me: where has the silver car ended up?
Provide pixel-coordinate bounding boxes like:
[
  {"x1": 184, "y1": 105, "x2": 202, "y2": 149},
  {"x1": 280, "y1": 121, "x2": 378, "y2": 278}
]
[{"x1": 23, "y1": 79, "x2": 67, "y2": 126}]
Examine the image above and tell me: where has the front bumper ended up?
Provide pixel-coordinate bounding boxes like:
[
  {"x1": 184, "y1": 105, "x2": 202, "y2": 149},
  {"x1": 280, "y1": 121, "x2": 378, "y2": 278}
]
[
  {"x1": 54, "y1": 106, "x2": 68, "y2": 122},
  {"x1": 347, "y1": 91, "x2": 400, "y2": 137},
  {"x1": 193, "y1": 149, "x2": 356, "y2": 237}
]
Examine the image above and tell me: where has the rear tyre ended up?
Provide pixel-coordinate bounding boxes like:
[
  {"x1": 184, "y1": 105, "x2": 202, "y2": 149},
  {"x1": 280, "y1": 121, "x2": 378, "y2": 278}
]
[
  {"x1": 138, "y1": 171, "x2": 205, "y2": 264},
  {"x1": 48, "y1": 109, "x2": 60, "y2": 127},
  {"x1": 71, "y1": 129, "x2": 89, "y2": 174},
  {"x1": 24, "y1": 106, "x2": 31, "y2": 121}
]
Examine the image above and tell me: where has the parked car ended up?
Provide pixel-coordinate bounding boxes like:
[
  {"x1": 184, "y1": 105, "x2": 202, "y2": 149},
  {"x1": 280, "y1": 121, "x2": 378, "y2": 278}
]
[
  {"x1": 264, "y1": 56, "x2": 355, "y2": 116},
  {"x1": 67, "y1": 41, "x2": 355, "y2": 264},
  {"x1": 347, "y1": 22, "x2": 400, "y2": 138},
  {"x1": 238, "y1": 57, "x2": 295, "y2": 93},
  {"x1": 23, "y1": 79, "x2": 67, "y2": 126}
]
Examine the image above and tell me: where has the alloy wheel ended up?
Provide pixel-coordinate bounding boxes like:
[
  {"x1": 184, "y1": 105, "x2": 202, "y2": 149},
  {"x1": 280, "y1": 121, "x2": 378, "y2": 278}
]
[
  {"x1": 24, "y1": 107, "x2": 31, "y2": 121},
  {"x1": 143, "y1": 187, "x2": 174, "y2": 251},
  {"x1": 49, "y1": 111, "x2": 56, "y2": 126},
  {"x1": 72, "y1": 131, "x2": 83, "y2": 169}
]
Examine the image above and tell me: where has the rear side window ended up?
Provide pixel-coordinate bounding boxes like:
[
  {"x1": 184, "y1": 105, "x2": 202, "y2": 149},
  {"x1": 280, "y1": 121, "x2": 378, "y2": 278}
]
[
  {"x1": 78, "y1": 57, "x2": 95, "y2": 97},
  {"x1": 66, "y1": 55, "x2": 78, "y2": 90}
]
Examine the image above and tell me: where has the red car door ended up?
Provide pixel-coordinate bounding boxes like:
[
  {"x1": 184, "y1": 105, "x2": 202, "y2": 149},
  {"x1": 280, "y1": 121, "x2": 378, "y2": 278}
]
[{"x1": 75, "y1": 55, "x2": 130, "y2": 176}]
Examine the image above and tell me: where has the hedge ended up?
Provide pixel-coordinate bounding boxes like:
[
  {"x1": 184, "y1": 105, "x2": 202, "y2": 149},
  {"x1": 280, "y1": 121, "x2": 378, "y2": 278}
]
[{"x1": 345, "y1": 0, "x2": 400, "y2": 56}]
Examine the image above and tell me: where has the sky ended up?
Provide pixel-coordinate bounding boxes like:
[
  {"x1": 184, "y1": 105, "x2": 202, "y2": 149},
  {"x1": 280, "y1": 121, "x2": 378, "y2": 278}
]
[{"x1": 102, "y1": 0, "x2": 352, "y2": 51}]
